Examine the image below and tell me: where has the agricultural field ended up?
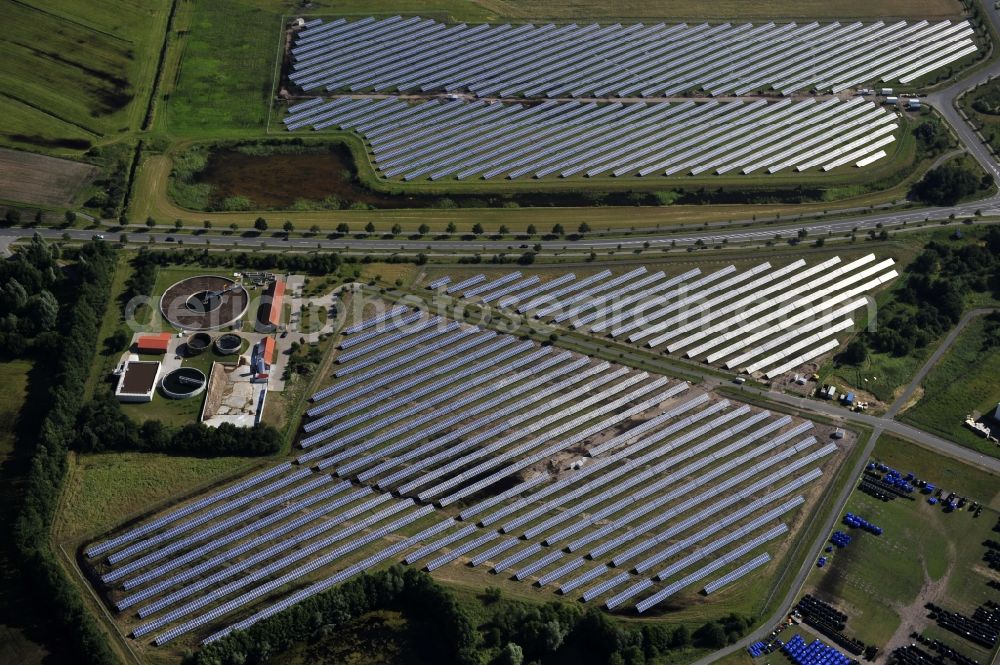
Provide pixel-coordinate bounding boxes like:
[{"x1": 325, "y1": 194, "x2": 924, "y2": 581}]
[
  {"x1": 0, "y1": 0, "x2": 171, "y2": 154},
  {"x1": 901, "y1": 315, "x2": 1000, "y2": 458},
  {"x1": 0, "y1": 148, "x2": 98, "y2": 207},
  {"x1": 794, "y1": 434, "x2": 1000, "y2": 661}
]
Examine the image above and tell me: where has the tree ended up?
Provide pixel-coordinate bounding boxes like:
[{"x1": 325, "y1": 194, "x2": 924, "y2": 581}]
[
  {"x1": 337, "y1": 222, "x2": 350, "y2": 234},
  {"x1": 203, "y1": 219, "x2": 212, "y2": 230},
  {"x1": 146, "y1": 216, "x2": 156, "y2": 228},
  {"x1": 578, "y1": 222, "x2": 591, "y2": 234},
  {"x1": 498, "y1": 224, "x2": 509, "y2": 235},
  {"x1": 229, "y1": 222, "x2": 239, "y2": 232},
  {"x1": 65, "y1": 210, "x2": 77, "y2": 225},
  {"x1": 551, "y1": 223, "x2": 565, "y2": 235},
  {"x1": 498, "y1": 642, "x2": 524, "y2": 665},
  {"x1": 692, "y1": 622, "x2": 728, "y2": 648},
  {"x1": 671, "y1": 624, "x2": 690, "y2": 648},
  {"x1": 365, "y1": 221, "x2": 376, "y2": 234},
  {"x1": 797, "y1": 228, "x2": 808, "y2": 239},
  {"x1": 526, "y1": 224, "x2": 537, "y2": 235},
  {"x1": 418, "y1": 223, "x2": 430, "y2": 236},
  {"x1": 841, "y1": 339, "x2": 867, "y2": 365},
  {"x1": 911, "y1": 161, "x2": 983, "y2": 205},
  {"x1": 25, "y1": 290, "x2": 59, "y2": 333},
  {"x1": 446, "y1": 221, "x2": 457, "y2": 234},
  {"x1": 309, "y1": 224, "x2": 320, "y2": 234},
  {"x1": 283, "y1": 220, "x2": 295, "y2": 235},
  {"x1": 5, "y1": 209, "x2": 21, "y2": 224},
  {"x1": 254, "y1": 217, "x2": 268, "y2": 231},
  {"x1": 391, "y1": 223, "x2": 402, "y2": 236},
  {"x1": 472, "y1": 222, "x2": 484, "y2": 235},
  {"x1": 174, "y1": 219, "x2": 183, "y2": 230}
]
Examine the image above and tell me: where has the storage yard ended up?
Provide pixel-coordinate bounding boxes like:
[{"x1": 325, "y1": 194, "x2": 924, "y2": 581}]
[
  {"x1": 427, "y1": 254, "x2": 897, "y2": 378},
  {"x1": 83, "y1": 302, "x2": 850, "y2": 648},
  {"x1": 771, "y1": 436, "x2": 1000, "y2": 665}
]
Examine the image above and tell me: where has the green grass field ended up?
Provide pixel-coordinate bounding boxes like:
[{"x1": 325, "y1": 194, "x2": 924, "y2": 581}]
[
  {"x1": 0, "y1": 360, "x2": 31, "y2": 462},
  {"x1": 161, "y1": 0, "x2": 285, "y2": 135},
  {"x1": 799, "y1": 434, "x2": 1000, "y2": 656},
  {"x1": 901, "y1": 316, "x2": 1000, "y2": 458},
  {"x1": 54, "y1": 451, "x2": 258, "y2": 544},
  {"x1": 0, "y1": 0, "x2": 171, "y2": 154}
]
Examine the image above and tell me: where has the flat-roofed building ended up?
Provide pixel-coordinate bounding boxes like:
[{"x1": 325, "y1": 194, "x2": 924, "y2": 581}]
[{"x1": 115, "y1": 360, "x2": 162, "y2": 402}]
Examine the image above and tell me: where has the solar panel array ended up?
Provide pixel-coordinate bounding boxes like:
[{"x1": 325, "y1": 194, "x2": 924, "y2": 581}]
[
  {"x1": 284, "y1": 96, "x2": 900, "y2": 179},
  {"x1": 289, "y1": 17, "x2": 975, "y2": 97},
  {"x1": 430, "y1": 254, "x2": 897, "y2": 377},
  {"x1": 85, "y1": 303, "x2": 838, "y2": 645}
]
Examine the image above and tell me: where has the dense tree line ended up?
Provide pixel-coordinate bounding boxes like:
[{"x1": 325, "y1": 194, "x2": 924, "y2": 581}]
[
  {"x1": 133, "y1": 247, "x2": 344, "y2": 275},
  {"x1": 910, "y1": 160, "x2": 992, "y2": 206},
  {"x1": 0, "y1": 234, "x2": 61, "y2": 356},
  {"x1": 11, "y1": 240, "x2": 121, "y2": 665},
  {"x1": 123, "y1": 249, "x2": 160, "y2": 302},
  {"x1": 847, "y1": 229, "x2": 1000, "y2": 359},
  {"x1": 190, "y1": 565, "x2": 753, "y2": 665},
  {"x1": 189, "y1": 566, "x2": 477, "y2": 665},
  {"x1": 72, "y1": 394, "x2": 281, "y2": 456}
]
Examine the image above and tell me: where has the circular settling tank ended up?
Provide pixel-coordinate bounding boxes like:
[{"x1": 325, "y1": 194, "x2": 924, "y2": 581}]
[
  {"x1": 215, "y1": 333, "x2": 243, "y2": 355},
  {"x1": 161, "y1": 367, "x2": 207, "y2": 399},
  {"x1": 160, "y1": 275, "x2": 249, "y2": 331},
  {"x1": 186, "y1": 332, "x2": 212, "y2": 355}
]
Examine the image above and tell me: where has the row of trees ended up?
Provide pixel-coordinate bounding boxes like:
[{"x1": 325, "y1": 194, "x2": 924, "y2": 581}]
[
  {"x1": 132, "y1": 247, "x2": 345, "y2": 276},
  {"x1": 12, "y1": 240, "x2": 121, "y2": 665},
  {"x1": 72, "y1": 394, "x2": 281, "y2": 456},
  {"x1": 191, "y1": 565, "x2": 754, "y2": 665}
]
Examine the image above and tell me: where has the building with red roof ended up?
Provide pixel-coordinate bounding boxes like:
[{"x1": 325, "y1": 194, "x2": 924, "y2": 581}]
[
  {"x1": 136, "y1": 332, "x2": 172, "y2": 354},
  {"x1": 260, "y1": 336, "x2": 276, "y2": 365},
  {"x1": 256, "y1": 279, "x2": 285, "y2": 331}
]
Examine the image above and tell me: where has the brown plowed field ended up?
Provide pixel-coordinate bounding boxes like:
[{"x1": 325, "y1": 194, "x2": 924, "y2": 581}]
[{"x1": 0, "y1": 147, "x2": 97, "y2": 206}]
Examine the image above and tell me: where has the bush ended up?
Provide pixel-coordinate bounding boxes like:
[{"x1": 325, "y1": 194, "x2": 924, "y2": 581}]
[{"x1": 911, "y1": 161, "x2": 987, "y2": 206}]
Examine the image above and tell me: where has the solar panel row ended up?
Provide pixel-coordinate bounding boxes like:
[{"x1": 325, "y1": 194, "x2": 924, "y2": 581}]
[
  {"x1": 287, "y1": 97, "x2": 899, "y2": 179},
  {"x1": 288, "y1": 18, "x2": 974, "y2": 97}
]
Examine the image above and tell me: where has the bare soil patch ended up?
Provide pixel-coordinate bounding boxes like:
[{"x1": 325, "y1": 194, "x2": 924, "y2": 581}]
[{"x1": 0, "y1": 147, "x2": 97, "y2": 206}]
